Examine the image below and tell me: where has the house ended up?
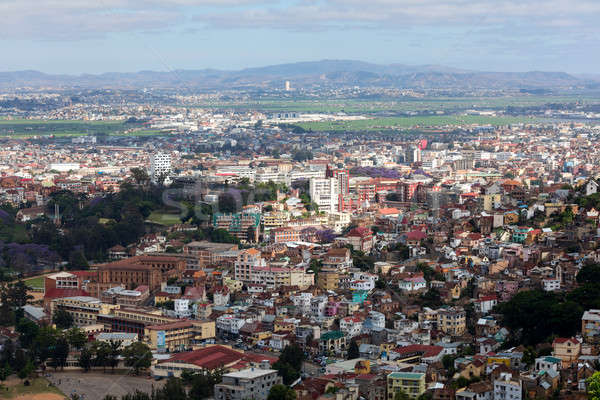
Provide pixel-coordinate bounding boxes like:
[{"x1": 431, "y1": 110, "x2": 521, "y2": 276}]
[
  {"x1": 586, "y1": 180, "x2": 599, "y2": 196},
  {"x1": 475, "y1": 295, "x2": 498, "y2": 314},
  {"x1": 552, "y1": 337, "x2": 581, "y2": 368},
  {"x1": 399, "y1": 277, "x2": 427, "y2": 293},
  {"x1": 387, "y1": 372, "x2": 426, "y2": 399},
  {"x1": 345, "y1": 227, "x2": 375, "y2": 253},
  {"x1": 319, "y1": 331, "x2": 347, "y2": 355}
]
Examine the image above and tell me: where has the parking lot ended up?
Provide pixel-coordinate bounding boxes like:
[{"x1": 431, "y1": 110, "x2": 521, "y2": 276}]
[{"x1": 46, "y1": 371, "x2": 163, "y2": 400}]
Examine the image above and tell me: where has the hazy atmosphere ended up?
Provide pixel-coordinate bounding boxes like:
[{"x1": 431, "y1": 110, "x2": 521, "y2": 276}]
[{"x1": 2, "y1": 0, "x2": 599, "y2": 73}]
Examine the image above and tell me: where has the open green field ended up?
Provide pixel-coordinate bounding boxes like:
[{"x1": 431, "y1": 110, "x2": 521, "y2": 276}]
[
  {"x1": 291, "y1": 114, "x2": 536, "y2": 132},
  {"x1": 191, "y1": 94, "x2": 600, "y2": 114},
  {"x1": 0, "y1": 119, "x2": 165, "y2": 138},
  {"x1": 24, "y1": 276, "x2": 45, "y2": 289},
  {"x1": 147, "y1": 211, "x2": 183, "y2": 226},
  {"x1": 2, "y1": 376, "x2": 66, "y2": 399}
]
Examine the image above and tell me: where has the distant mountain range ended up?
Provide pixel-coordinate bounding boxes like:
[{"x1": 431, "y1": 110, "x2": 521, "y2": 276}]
[{"x1": 0, "y1": 60, "x2": 597, "y2": 91}]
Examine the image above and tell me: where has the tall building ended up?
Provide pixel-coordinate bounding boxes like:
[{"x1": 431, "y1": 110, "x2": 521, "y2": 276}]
[
  {"x1": 387, "y1": 372, "x2": 426, "y2": 399},
  {"x1": 493, "y1": 372, "x2": 522, "y2": 400},
  {"x1": 309, "y1": 177, "x2": 339, "y2": 213},
  {"x1": 215, "y1": 367, "x2": 281, "y2": 400},
  {"x1": 285, "y1": 81, "x2": 291, "y2": 91},
  {"x1": 150, "y1": 152, "x2": 171, "y2": 182},
  {"x1": 405, "y1": 146, "x2": 422, "y2": 164}
]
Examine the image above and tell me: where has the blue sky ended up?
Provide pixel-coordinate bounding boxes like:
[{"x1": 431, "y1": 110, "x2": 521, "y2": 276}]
[{"x1": 1, "y1": 0, "x2": 599, "y2": 74}]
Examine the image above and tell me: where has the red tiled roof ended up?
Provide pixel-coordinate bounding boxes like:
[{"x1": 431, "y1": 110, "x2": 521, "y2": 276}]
[
  {"x1": 394, "y1": 344, "x2": 443, "y2": 358},
  {"x1": 163, "y1": 345, "x2": 278, "y2": 370},
  {"x1": 44, "y1": 288, "x2": 91, "y2": 300}
]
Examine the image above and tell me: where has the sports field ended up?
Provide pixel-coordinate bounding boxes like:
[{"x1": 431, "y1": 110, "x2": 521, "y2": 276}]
[
  {"x1": 0, "y1": 119, "x2": 164, "y2": 138},
  {"x1": 290, "y1": 114, "x2": 535, "y2": 132}
]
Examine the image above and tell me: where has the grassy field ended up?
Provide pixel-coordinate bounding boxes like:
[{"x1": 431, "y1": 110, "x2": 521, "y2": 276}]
[
  {"x1": 191, "y1": 94, "x2": 600, "y2": 114},
  {"x1": 147, "y1": 211, "x2": 183, "y2": 226},
  {"x1": 292, "y1": 114, "x2": 535, "y2": 132},
  {"x1": 24, "y1": 276, "x2": 45, "y2": 289},
  {"x1": 2, "y1": 376, "x2": 66, "y2": 399},
  {"x1": 0, "y1": 119, "x2": 165, "y2": 138}
]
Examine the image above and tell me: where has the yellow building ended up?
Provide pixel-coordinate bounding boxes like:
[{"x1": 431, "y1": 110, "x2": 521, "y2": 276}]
[
  {"x1": 387, "y1": 372, "x2": 426, "y2": 399},
  {"x1": 482, "y1": 194, "x2": 502, "y2": 212},
  {"x1": 317, "y1": 268, "x2": 339, "y2": 291},
  {"x1": 262, "y1": 212, "x2": 290, "y2": 229},
  {"x1": 52, "y1": 296, "x2": 119, "y2": 327},
  {"x1": 145, "y1": 320, "x2": 216, "y2": 352},
  {"x1": 552, "y1": 338, "x2": 581, "y2": 367},
  {"x1": 487, "y1": 356, "x2": 511, "y2": 367},
  {"x1": 437, "y1": 307, "x2": 466, "y2": 335}
]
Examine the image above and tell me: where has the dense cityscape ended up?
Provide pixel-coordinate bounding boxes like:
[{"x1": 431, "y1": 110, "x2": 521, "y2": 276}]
[
  {"x1": 1, "y1": 80, "x2": 600, "y2": 400},
  {"x1": 2, "y1": 2, "x2": 600, "y2": 399}
]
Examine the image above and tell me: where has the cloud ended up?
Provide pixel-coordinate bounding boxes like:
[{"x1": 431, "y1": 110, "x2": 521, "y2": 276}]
[{"x1": 0, "y1": 0, "x2": 599, "y2": 42}]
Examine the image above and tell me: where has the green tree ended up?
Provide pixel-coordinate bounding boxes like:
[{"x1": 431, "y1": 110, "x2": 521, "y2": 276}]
[
  {"x1": 78, "y1": 347, "x2": 93, "y2": 372},
  {"x1": 130, "y1": 167, "x2": 150, "y2": 185},
  {"x1": 347, "y1": 340, "x2": 360, "y2": 359},
  {"x1": 0, "y1": 363, "x2": 12, "y2": 382},
  {"x1": 32, "y1": 326, "x2": 58, "y2": 365},
  {"x1": 51, "y1": 335, "x2": 70, "y2": 371},
  {"x1": 53, "y1": 309, "x2": 74, "y2": 329},
  {"x1": 92, "y1": 341, "x2": 111, "y2": 372},
  {"x1": 161, "y1": 377, "x2": 188, "y2": 400},
  {"x1": 17, "y1": 360, "x2": 34, "y2": 382},
  {"x1": 107, "y1": 340, "x2": 121, "y2": 372},
  {"x1": 122, "y1": 342, "x2": 152, "y2": 375},
  {"x1": 577, "y1": 263, "x2": 600, "y2": 284},
  {"x1": 268, "y1": 384, "x2": 297, "y2": 400},
  {"x1": 66, "y1": 327, "x2": 88, "y2": 350},
  {"x1": 588, "y1": 371, "x2": 600, "y2": 400},
  {"x1": 16, "y1": 318, "x2": 40, "y2": 348}
]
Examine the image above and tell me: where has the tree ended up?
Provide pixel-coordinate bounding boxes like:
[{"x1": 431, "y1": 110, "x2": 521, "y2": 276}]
[
  {"x1": 16, "y1": 318, "x2": 40, "y2": 348},
  {"x1": 92, "y1": 341, "x2": 111, "y2": 372},
  {"x1": 588, "y1": 371, "x2": 600, "y2": 400},
  {"x1": 347, "y1": 340, "x2": 360, "y2": 360},
  {"x1": 577, "y1": 263, "x2": 600, "y2": 284},
  {"x1": 17, "y1": 360, "x2": 34, "y2": 382},
  {"x1": 78, "y1": 347, "x2": 93, "y2": 372},
  {"x1": 107, "y1": 340, "x2": 121, "y2": 372},
  {"x1": 122, "y1": 342, "x2": 152, "y2": 375},
  {"x1": 6, "y1": 280, "x2": 33, "y2": 308},
  {"x1": 66, "y1": 327, "x2": 88, "y2": 350},
  {"x1": 161, "y1": 377, "x2": 188, "y2": 400},
  {"x1": 52, "y1": 336, "x2": 69, "y2": 371},
  {"x1": 32, "y1": 326, "x2": 58, "y2": 365},
  {"x1": 53, "y1": 309, "x2": 74, "y2": 329},
  {"x1": 130, "y1": 168, "x2": 150, "y2": 185},
  {"x1": 268, "y1": 384, "x2": 297, "y2": 400},
  {"x1": 0, "y1": 363, "x2": 12, "y2": 382}
]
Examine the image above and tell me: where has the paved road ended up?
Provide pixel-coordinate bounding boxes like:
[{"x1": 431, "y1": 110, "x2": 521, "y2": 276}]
[{"x1": 46, "y1": 371, "x2": 162, "y2": 400}]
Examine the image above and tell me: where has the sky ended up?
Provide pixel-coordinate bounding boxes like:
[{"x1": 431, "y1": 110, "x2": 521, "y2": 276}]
[{"x1": 1, "y1": 0, "x2": 599, "y2": 74}]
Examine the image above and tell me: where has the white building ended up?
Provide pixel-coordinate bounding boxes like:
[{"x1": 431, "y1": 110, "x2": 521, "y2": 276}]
[
  {"x1": 493, "y1": 372, "x2": 522, "y2": 400},
  {"x1": 216, "y1": 314, "x2": 249, "y2": 335},
  {"x1": 310, "y1": 296, "x2": 328, "y2": 317},
  {"x1": 291, "y1": 292, "x2": 313, "y2": 314},
  {"x1": 150, "y1": 152, "x2": 172, "y2": 183},
  {"x1": 364, "y1": 311, "x2": 386, "y2": 331},
  {"x1": 309, "y1": 177, "x2": 338, "y2": 213},
  {"x1": 174, "y1": 298, "x2": 191, "y2": 318},
  {"x1": 340, "y1": 316, "x2": 363, "y2": 338},
  {"x1": 542, "y1": 278, "x2": 561, "y2": 292},
  {"x1": 215, "y1": 367, "x2": 281, "y2": 400}
]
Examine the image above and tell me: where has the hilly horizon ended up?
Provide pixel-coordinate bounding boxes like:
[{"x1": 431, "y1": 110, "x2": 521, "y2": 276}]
[{"x1": 0, "y1": 60, "x2": 597, "y2": 91}]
